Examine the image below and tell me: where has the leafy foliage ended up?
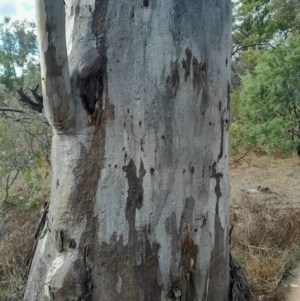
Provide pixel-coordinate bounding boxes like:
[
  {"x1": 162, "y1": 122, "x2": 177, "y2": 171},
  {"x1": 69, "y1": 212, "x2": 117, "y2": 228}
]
[{"x1": 231, "y1": 0, "x2": 300, "y2": 155}]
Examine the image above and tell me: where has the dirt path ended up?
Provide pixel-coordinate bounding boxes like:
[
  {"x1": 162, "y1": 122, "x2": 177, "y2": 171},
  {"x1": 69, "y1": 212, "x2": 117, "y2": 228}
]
[{"x1": 229, "y1": 155, "x2": 300, "y2": 208}]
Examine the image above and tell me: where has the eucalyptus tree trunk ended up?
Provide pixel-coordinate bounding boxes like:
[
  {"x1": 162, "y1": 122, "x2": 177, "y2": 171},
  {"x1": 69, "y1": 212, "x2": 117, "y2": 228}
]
[{"x1": 25, "y1": 0, "x2": 231, "y2": 300}]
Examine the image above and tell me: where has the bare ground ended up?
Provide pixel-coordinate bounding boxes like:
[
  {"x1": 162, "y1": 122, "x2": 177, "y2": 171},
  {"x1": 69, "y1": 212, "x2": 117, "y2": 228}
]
[
  {"x1": 229, "y1": 154, "x2": 300, "y2": 301},
  {"x1": 230, "y1": 155, "x2": 300, "y2": 208}
]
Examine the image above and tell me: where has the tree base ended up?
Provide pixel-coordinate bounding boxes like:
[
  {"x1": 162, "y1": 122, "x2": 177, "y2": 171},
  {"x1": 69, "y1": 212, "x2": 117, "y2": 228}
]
[{"x1": 230, "y1": 253, "x2": 253, "y2": 301}]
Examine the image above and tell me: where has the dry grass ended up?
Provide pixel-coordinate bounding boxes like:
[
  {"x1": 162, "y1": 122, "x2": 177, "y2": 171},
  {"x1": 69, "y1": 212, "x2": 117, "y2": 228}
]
[
  {"x1": 0, "y1": 202, "x2": 40, "y2": 300},
  {"x1": 230, "y1": 154, "x2": 300, "y2": 301},
  {"x1": 1, "y1": 154, "x2": 300, "y2": 300}
]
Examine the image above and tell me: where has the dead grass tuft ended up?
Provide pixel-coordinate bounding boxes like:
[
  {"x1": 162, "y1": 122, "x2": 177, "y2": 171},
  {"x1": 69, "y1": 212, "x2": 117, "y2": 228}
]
[
  {"x1": 230, "y1": 176, "x2": 300, "y2": 301},
  {"x1": 0, "y1": 202, "x2": 40, "y2": 300}
]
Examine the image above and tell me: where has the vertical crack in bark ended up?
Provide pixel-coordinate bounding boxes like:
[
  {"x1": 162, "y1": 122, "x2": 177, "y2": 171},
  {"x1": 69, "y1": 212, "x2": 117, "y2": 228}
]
[
  {"x1": 167, "y1": 60, "x2": 180, "y2": 97},
  {"x1": 182, "y1": 48, "x2": 192, "y2": 82},
  {"x1": 218, "y1": 117, "x2": 224, "y2": 161},
  {"x1": 227, "y1": 82, "x2": 231, "y2": 111}
]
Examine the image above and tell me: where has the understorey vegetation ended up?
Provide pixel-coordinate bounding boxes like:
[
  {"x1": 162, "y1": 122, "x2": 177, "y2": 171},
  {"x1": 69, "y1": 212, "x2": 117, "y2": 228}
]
[{"x1": 231, "y1": 0, "x2": 300, "y2": 156}]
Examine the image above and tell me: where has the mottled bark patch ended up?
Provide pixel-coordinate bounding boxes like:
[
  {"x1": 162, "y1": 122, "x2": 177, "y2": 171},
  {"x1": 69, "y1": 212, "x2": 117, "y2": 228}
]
[
  {"x1": 50, "y1": 260, "x2": 90, "y2": 301},
  {"x1": 44, "y1": 45, "x2": 63, "y2": 76},
  {"x1": 53, "y1": 55, "x2": 114, "y2": 301},
  {"x1": 90, "y1": 232, "x2": 161, "y2": 301},
  {"x1": 167, "y1": 60, "x2": 180, "y2": 97},
  {"x1": 44, "y1": 4, "x2": 64, "y2": 77},
  {"x1": 86, "y1": 159, "x2": 161, "y2": 300},
  {"x1": 182, "y1": 48, "x2": 192, "y2": 81}
]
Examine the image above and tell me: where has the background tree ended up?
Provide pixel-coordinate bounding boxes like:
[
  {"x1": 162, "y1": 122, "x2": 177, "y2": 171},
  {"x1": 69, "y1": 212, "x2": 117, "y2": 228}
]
[
  {"x1": 0, "y1": 17, "x2": 38, "y2": 91},
  {"x1": 24, "y1": 1, "x2": 232, "y2": 300},
  {"x1": 0, "y1": 18, "x2": 50, "y2": 205},
  {"x1": 231, "y1": 0, "x2": 300, "y2": 155}
]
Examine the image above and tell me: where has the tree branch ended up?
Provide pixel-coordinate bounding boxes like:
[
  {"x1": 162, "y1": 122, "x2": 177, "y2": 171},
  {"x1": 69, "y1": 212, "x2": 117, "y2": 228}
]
[
  {"x1": 0, "y1": 107, "x2": 27, "y2": 114},
  {"x1": 16, "y1": 86, "x2": 43, "y2": 113},
  {"x1": 30, "y1": 84, "x2": 43, "y2": 105},
  {"x1": 36, "y1": 0, "x2": 74, "y2": 131}
]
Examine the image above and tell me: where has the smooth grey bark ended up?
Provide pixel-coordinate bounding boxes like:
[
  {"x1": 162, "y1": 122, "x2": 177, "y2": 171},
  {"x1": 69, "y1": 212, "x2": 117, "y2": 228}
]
[{"x1": 25, "y1": 0, "x2": 231, "y2": 300}]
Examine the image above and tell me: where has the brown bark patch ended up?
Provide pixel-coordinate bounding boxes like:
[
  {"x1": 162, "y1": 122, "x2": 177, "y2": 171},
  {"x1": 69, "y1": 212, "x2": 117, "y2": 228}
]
[
  {"x1": 207, "y1": 214, "x2": 229, "y2": 301},
  {"x1": 90, "y1": 232, "x2": 161, "y2": 301},
  {"x1": 124, "y1": 159, "x2": 146, "y2": 231},
  {"x1": 168, "y1": 197, "x2": 198, "y2": 301}
]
